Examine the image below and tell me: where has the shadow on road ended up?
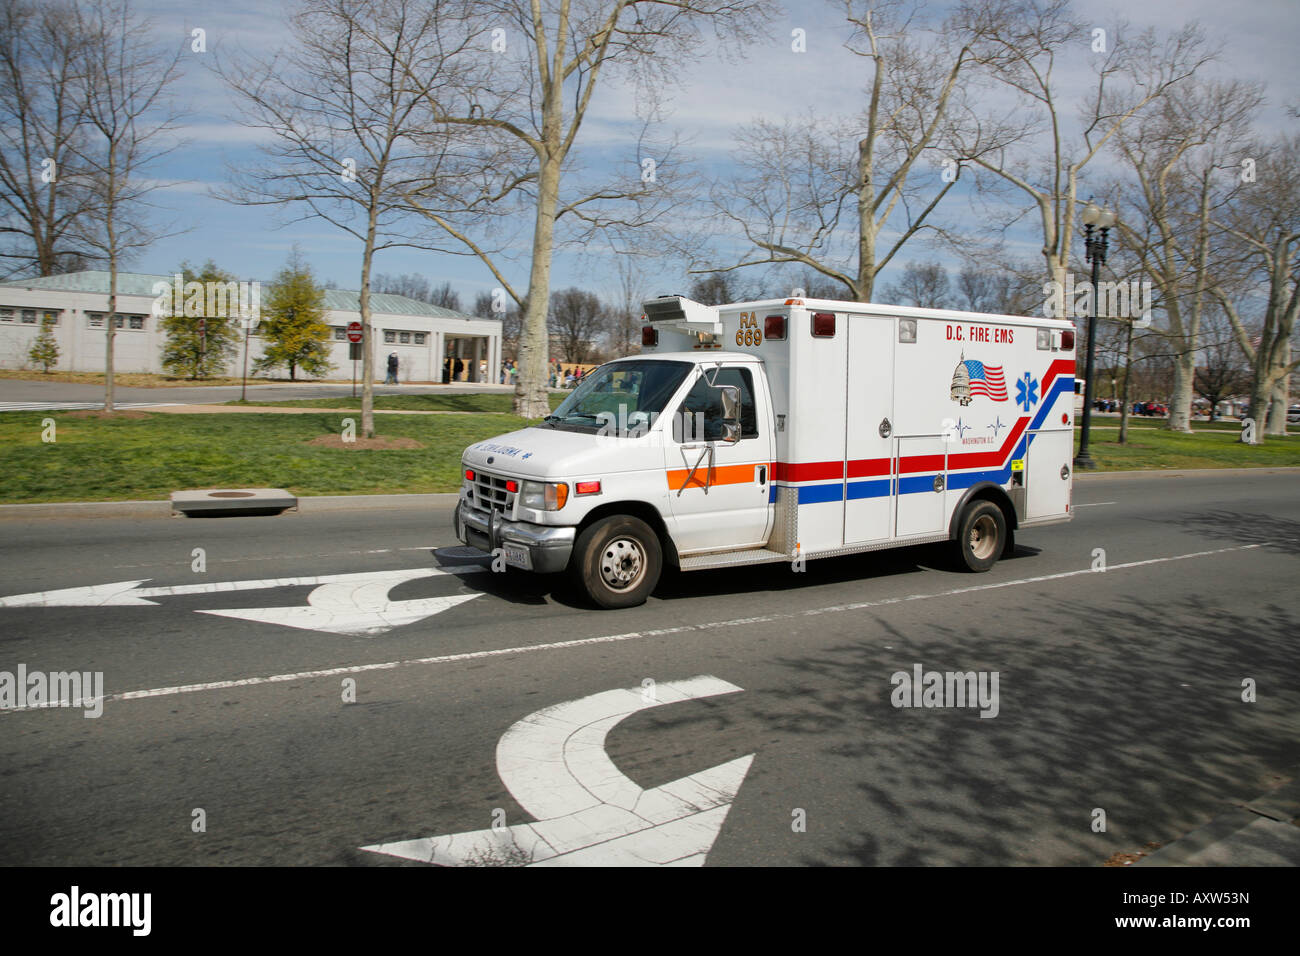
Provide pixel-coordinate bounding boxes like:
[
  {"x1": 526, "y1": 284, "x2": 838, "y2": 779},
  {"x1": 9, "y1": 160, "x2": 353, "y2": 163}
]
[
  {"x1": 741, "y1": 590, "x2": 1300, "y2": 866},
  {"x1": 1170, "y1": 509, "x2": 1300, "y2": 555}
]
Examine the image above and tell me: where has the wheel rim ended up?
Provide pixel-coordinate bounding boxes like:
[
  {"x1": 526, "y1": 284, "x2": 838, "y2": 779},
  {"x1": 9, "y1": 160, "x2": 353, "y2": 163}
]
[
  {"x1": 969, "y1": 514, "x2": 998, "y2": 561},
  {"x1": 600, "y1": 537, "x2": 645, "y2": 590}
]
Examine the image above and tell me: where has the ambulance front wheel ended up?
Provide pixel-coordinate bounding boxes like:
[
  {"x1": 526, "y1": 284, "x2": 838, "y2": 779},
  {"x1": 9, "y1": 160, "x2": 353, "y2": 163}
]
[
  {"x1": 955, "y1": 500, "x2": 1006, "y2": 573},
  {"x1": 571, "y1": 515, "x2": 663, "y2": 609}
]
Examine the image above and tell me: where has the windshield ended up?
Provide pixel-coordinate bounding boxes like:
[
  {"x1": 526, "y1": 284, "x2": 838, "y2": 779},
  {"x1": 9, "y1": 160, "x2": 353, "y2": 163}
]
[{"x1": 543, "y1": 360, "x2": 693, "y2": 435}]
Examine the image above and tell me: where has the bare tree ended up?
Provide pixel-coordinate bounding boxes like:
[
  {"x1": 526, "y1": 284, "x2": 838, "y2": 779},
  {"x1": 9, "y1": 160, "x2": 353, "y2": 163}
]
[
  {"x1": 1113, "y1": 78, "x2": 1262, "y2": 431},
  {"x1": 687, "y1": 271, "x2": 765, "y2": 306},
  {"x1": 955, "y1": 265, "x2": 1007, "y2": 313},
  {"x1": 1194, "y1": 305, "x2": 1250, "y2": 421},
  {"x1": 474, "y1": 289, "x2": 521, "y2": 360},
  {"x1": 607, "y1": 249, "x2": 645, "y2": 356},
  {"x1": 218, "y1": 0, "x2": 475, "y2": 437},
  {"x1": 698, "y1": 0, "x2": 990, "y2": 302},
  {"x1": 372, "y1": 271, "x2": 432, "y2": 302},
  {"x1": 785, "y1": 267, "x2": 844, "y2": 300},
  {"x1": 69, "y1": 0, "x2": 184, "y2": 413},
  {"x1": 882, "y1": 260, "x2": 951, "y2": 308},
  {"x1": 429, "y1": 280, "x2": 461, "y2": 312},
  {"x1": 0, "y1": 0, "x2": 97, "y2": 277},
  {"x1": 1208, "y1": 132, "x2": 1300, "y2": 437},
  {"x1": 954, "y1": 1, "x2": 1214, "y2": 289},
  {"x1": 400, "y1": 0, "x2": 770, "y2": 418},
  {"x1": 549, "y1": 287, "x2": 606, "y2": 365}
]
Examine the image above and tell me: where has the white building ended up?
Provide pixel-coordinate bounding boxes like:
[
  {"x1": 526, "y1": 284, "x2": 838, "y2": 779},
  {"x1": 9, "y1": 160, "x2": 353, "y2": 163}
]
[{"x1": 0, "y1": 271, "x2": 502, "y2": 383}]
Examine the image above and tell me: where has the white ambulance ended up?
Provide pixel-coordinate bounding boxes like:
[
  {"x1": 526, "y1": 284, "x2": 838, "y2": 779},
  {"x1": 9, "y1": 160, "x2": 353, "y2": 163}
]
[{"x1": 454, "y1": 295, "x2": 1077, "y2": 608}]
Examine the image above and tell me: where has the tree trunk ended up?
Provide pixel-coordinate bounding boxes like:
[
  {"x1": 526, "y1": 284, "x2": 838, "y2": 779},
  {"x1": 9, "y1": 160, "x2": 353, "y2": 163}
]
[
  {"x1": 515, "y1": 156, "x2": 562, "y2": 419},
  {"x1": 104, "y1": 253, "x2": 117, "y2": 414},
  {"x1": 856, "y1": 139, "x2": 876, "y2": 303},
  {"x1": 1244, "y1": 368, "x2": 1272, "y2": 441},
  {"x1": 1266, "y1": 362, "x2": 1289, "y2": 434},
  {"x1": 1118, "y1": 319, "x2": 1134, "y2": 444},
  {"x1": 360, "y1": 208, "x2": 378, "y2": 439},
  {"x1": 1166, "y1": 352, "x2": 1195, "y2": 433}
]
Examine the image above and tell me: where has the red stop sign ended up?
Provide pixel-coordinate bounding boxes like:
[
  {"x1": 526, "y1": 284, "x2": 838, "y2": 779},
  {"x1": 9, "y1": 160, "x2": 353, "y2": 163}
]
[{"x1": 347, "y1": 321, "x2": 363, "y2": 343}]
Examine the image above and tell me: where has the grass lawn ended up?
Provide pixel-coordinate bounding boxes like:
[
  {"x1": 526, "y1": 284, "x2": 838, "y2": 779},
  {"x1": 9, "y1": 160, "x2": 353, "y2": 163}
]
[
  {"x1": 1074, "y1": 426, "x2": 1300, "y2": 469},
  {"x1": 228, "y1": 392, "x2": 567, "y2": 413},
  {"x1": 1, "y1": 408, "x2": 1295, "y2": 504},
  {"x1": 0, "y1": 410, "x2": 529, "y2": 503}
]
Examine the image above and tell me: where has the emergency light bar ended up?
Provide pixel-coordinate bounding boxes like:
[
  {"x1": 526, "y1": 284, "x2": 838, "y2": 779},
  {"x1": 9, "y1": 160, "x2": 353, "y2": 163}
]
[{"x1": 641, "y1": 295, "x2": 722, "y2": 334}]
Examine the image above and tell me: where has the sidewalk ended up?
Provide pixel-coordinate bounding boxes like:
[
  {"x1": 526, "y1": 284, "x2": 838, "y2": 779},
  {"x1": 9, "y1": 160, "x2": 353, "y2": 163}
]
[
  {"x1": 147, "y1": 403, "x2": 474, "y2": 415},
  {"x1": 1136, "y1": 767, "x2": 1300, "y2": 866}
]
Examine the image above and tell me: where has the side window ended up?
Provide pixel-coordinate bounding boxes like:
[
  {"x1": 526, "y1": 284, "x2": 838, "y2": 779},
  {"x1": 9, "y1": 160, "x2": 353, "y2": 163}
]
[{"x1": 673, "y1": 367, "x2": 758, "y2": 441}]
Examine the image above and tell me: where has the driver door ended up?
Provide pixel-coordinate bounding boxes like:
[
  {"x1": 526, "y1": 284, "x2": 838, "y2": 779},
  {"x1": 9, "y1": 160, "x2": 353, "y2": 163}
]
[{"x1": 664, "y1": 365, "x2": 774, "y2": 554}]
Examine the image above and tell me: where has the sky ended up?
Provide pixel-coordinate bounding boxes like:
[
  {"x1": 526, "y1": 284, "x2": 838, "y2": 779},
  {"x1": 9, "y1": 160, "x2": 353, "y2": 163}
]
[{"x1": 112, "y1": 0, "x2": 1300, "y2": 309}]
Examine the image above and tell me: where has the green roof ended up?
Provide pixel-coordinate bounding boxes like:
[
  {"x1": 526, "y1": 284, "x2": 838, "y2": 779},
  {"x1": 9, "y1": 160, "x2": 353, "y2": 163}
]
[{"x1": 0, "y1": 270, "x2": 483, "y2": 320}]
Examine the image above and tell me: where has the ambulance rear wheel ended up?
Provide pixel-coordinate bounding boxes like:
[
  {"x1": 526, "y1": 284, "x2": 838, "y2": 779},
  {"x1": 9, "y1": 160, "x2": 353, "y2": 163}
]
[
  {"x1": 956, "y1": 501, "x2": 1005, "y2": 573},
  {"x1": 571, "y1": 515, "x2": 662, "y2": 609}
]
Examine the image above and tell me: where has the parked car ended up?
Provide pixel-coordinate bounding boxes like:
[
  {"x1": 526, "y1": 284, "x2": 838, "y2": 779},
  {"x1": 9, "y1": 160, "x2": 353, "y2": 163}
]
[{"x1": 1287, "y1": 405, "x2": 1300, "y2": 425}]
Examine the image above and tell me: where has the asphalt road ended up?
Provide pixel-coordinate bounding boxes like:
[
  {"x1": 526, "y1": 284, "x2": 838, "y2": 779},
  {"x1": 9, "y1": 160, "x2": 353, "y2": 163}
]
[{"x1": 0, "y1": 470, "x2": 1296, "y2": 866}]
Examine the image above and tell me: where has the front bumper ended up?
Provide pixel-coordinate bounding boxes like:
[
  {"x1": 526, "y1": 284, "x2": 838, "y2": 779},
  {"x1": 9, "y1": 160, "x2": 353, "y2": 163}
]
[{"x1": 454, "y1": 499, "x2": 576, "y2": 574}]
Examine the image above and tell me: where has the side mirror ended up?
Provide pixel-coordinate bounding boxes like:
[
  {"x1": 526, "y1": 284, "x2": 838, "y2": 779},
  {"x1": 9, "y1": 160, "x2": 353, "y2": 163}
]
[{"x1": 717, "y1": 384, "x2": 741, "y2": 443}]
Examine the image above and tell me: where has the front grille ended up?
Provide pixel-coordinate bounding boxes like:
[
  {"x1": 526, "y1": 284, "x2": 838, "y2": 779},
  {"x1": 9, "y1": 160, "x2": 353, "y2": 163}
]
[{"x1": 469, "y1": 469, "x2": 513, "y2": 516}]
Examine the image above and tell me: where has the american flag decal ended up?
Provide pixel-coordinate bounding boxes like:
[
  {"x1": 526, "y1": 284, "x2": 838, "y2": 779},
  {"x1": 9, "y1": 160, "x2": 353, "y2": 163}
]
[{"x1": 964, "y1": 360, "x2": 1007, "y2": 401}]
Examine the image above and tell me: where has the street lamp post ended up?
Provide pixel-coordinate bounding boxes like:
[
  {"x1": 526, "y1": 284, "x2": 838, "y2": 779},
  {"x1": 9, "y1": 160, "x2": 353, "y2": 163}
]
[
  {"x1": 240, "y1": 320, "x2": 252, "y2": 402},
  {"x1": 1074, "y1": 200, "x2": 1116, "y2": 470}
]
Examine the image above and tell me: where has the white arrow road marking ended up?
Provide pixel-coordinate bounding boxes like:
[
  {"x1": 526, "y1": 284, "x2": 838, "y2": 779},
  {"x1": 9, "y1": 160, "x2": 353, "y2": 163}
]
[
  {"x1": 198, "y1": 569, "x2": 481, "y2": 637},
  {"x1": 361, "y1": 675, "x2": 753, "y2": 867},
  {"x1": 0, "y1": 567, "x2": 485, "y2": 636}
]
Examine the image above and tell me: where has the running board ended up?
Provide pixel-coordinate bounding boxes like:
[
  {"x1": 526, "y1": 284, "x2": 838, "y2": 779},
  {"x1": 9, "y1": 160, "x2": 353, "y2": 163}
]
[{"x1": 678, "y1": 548, "x2": 791, "y2": 571}]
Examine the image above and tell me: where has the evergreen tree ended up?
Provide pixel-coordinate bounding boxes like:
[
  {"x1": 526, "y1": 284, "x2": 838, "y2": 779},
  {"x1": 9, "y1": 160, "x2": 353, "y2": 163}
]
[
  {"x1": 159, "y1": 260, "x2": 243, "y2": 379},
  {"x1": 28, "y1": 312, "x2": 59, "y2": 372},
  {"x1": 253, "y1": 252, "x2": 333, "y2": 381}
]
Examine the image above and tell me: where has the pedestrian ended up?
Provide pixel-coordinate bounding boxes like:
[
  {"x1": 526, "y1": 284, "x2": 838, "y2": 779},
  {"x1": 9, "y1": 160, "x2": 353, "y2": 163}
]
[{"x1": 386, "y1": 351, "x2": 399, "y2": 384}]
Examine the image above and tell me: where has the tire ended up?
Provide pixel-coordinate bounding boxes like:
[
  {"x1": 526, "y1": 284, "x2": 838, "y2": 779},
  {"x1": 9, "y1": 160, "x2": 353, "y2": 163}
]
[
  {"x1": 570, "y1": 515, "x2": 663, "y2": 609},
  {"x1": 955, "y1": 500, "x2": 1005, "y2": 573}
]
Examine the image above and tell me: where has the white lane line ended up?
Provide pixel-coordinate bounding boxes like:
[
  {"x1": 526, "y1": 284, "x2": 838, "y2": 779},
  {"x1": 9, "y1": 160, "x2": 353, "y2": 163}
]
[
  {"x1": 0, "y1": 541, "x2": 1258, "y2": 713},
  {"x1": 1073, "y1": 502, "x2": 1117, "y2": 508}
]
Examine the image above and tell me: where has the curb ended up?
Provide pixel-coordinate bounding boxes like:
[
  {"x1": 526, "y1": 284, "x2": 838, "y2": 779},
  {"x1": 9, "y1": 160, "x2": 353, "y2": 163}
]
[
  {"x1": 1137, "y1": 766, "x2": 1300, "y2": 866},
  {"x1": 299, "y1": 493, "x2": 459, "y2": 512},
  {"x1": 0, "y1": 492, "x2": 460, "y2": 520},
  {"x1": 1074, "y1": 466, "x2": 1300, "y2": 480}
]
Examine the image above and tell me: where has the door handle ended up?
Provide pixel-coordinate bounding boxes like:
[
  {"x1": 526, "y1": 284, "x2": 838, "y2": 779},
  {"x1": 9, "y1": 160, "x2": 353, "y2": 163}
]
[{"x1": 757, "y1": 465, "x2": 767, "y2": 484}]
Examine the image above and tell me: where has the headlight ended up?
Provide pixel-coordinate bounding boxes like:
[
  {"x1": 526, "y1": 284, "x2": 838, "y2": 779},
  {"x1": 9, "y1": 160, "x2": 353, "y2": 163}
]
[{"x1": 521, "y1": 480, "x2": 568, "y2": 511}]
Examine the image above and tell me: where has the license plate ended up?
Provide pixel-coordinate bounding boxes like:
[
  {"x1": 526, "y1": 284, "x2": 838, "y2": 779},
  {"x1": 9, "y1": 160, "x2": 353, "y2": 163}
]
[{"x1": 502, "y1": 544, "x2": 532, "y2": 570}]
